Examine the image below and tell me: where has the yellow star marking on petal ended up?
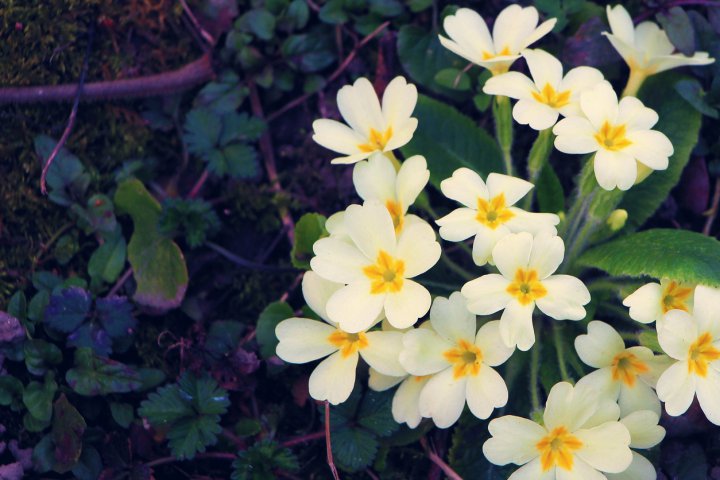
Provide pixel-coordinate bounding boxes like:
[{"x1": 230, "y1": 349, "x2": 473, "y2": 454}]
[
  {"x1": 594, "y1": 121, "x2": 632, "y2": 151},
  {"x1": 476, "y1": 193, "x2": 514, "y2": 229},
  {"x1": 688, "y1": 332, "x2": 720, "y2": 378},
  {"x1": 506, "y1": 269, "x2": 547, "y2": 306},
  {"x1": 536, "y1": 426, "x2": 584, "y2": 472},
  {"x1": 358, "y1": 127, "x2": 393, "y2": 153},
  {"x1": 661, "y1": 281, "x2": 693, "y2": 313},
  {"x1": 443, "y1": 339, "x2": 483, "y2": 379},
  {"x1": 363, "y1": 250, "x2": 406, "y2": 295},
  {"x1": 611, "y1": 351, "x2": 650, "y2": 387},
  {"x1": 385, "y1": 199, "x2": 404, "y2": 234},
  {"x1": 327, "y1": 330, "x2": 369, "y2": 358},
  {"x1": 481, "y1": 46, "x2": 512, "y2": 60},
  {"x1": 531, "y1": 83, "x2": 571, "y2": 109}
]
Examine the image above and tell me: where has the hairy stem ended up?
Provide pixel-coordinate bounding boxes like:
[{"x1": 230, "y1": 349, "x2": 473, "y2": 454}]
[
  {"x1": 492, "y1": 95, "x2": 514, "y2": 176},
  {"x1": 522, "y1": 128, "x2": 555, "y2": 209}
]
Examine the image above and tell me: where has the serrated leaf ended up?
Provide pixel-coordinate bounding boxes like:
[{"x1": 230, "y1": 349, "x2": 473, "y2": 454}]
[
  {"x1": 400, "y1": 95, "x2": 504, "y2": 188},
  {"x1": 51, "y1": 394, "x2": 86, "y2": 473},
  {"x1": 331, "y1": 427, "x2": 378, "y2": 473},
  {"x1": 256, "y1": 301, "x2": 294, "y2": 359},
  {"x1": 357, "y1": 390, "x2": 398, "y2": 437},
  {"x1": 222, "y1": 143, "x2": 260, "y2": 179},
  {"x1": 579, "y1": 229, "x2": 720, "y2": 287},
  {"x1": 619, "y1": 73, "x2": 702, "y2": 230},
  {"x1": 66, "y1": 323, "x2": 113, "y2": 356},
  {"x1": 184, "y1": 108, "x2": 223, "y2": 155},
  {"x1": 138, "y1": 384, "x2": 190, "y2": 425},
  {"x1": 206, "y1": 320, "x2": 245, "y2": 358},
  {"x1": 194, "y1": 72, "x2": 247, "y2": 114},
  {"x1": 179, "y1": 371, "x2": 231, "y2": 415},
  {"x1": 167, "y1": 415, "x2": 224, "y2": 459},
  {"x1": 44, "y1": 287, "x2": 91, "y2": 333},
  {"x1": 66, "y1": 348, "x2": 142, "y2": 396},
  {"x1": 115, "y1": 179, "x2": 188, "y2": 311},
  {"x1": 96, "y1": 296, "x2": 136, "y2": 338},
  {"x1": 220, "y1": 112, "x2": 266, "y2": 145},
  {"x1": 291, "y1": 213, "x2": 327, "y2": 269},
  {"x1": 232, "y1": 440, "x2": 299, "y2": 480}
]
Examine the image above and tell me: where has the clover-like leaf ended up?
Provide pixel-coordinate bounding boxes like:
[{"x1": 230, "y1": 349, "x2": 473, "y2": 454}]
[{"x1": 44, "y1": 287, "x2": 91, "y2": 333}]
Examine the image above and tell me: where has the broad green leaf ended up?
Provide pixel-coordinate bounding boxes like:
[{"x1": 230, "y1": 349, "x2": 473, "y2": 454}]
[
  {"x1": 536, "y1": 161, "x2": 565, "y2": 213},
  {"x1": 23, "y1": 376, "x2": 57, "y2": 422},
  {"x1": 357, "y1": 390, "x2": 398, "y2": 437},
  {"x1": 0, "y1": 375, "x2": 23, "y2": 407},
  {"x1": 51, "y1": 394, "x2": 86, "y2": 473},
  {"x1": 66, "y1": 348, "x2": 142, "y2": 396},
  {"x1": 71, "y1": 446, "x2": 102, "y2": 480},
  {"x1": 657, "y1": 7, "x2": 695, "y2": 55},
  {"x1": 401, "y1": 95, "x2": 504, "y2": 188},
  {"x1": 256, "y1": 301, "x2": 294, "y2": 359},
  {"x1": 7, "y1": 291, "x2": 27, "y2": 321},
  {"x1": 579, "y1": 229, "x2": 720, "y2": 287},
  {"x1": 291, "y1": 213, "x2": 327, "y2": 269},
  {"x1": 331, "y1": 427, "x2": 379, "y2": 473},
  {"x1": 96, "y1": 296, "x2": 136, "y2": 338},
  {"x1": 43, "y1": 287, "x2": 91, "y2": 333},
  {"x1": 24, "y1": 339, "x2": 62, "y2": 376},
  {"x1": 115, "y1": 179, "x2": 188, "y2": 311},
  {"x1": 434, "y1": 68, "x2": 471, "y2": 91},
  {"x1": 619, "y1": 73, "x2": 702, "y2": 230}
]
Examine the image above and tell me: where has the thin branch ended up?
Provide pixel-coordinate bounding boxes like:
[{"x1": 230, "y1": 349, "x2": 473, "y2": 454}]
[
  {"x1": 420, "y1": 438, "x2": 463, "y2": 480},
  {"x1": 179, "y1": 0, "x2": 215, "y2": 46},
  {"x1": 107, "y1": 267, "x2": 133, "y2": 298},
  {"x1": 0, "y1": 53, "x2": 213, "y2": 104},
  {"x1": 281, "y1": 430, "x2": 326, "y2": 448},
  {"x1": 266, "y1": 21, "x2": 390, "y2": 122},
  {"x1": 146, "y1": 451, "x2": 236, "y2": 469},
  {"x1": 40, "y1": 23, "x2": 95, "y2": 194},
  {"x1": 188, "y1": 168, "x2": 210, "y2": 199},
  {"x1": 325, "y1": 401, "x2": 341, "y2": 480},
  {"x1": 703, "y1": 177, "x2": 720, "y2": 236},
  {"x1": 206, "y1": 241, "x2": 298, "y2": 272}
]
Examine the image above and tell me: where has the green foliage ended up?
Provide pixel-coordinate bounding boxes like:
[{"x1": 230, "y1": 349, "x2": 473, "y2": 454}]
[
  {"x1": 159, "y1": 197, "x2": 221, "y2": 248},
  {"x1": 290, "y1": 213, "x2": 327, "y2": 269},
  {"x1": 536, "y1": 162, "x2": 565, "y2": 213},
  {"x1": 109, "y1": 401, "x2": 135, "y2": 428},
  {"x1": 23, "y1": 374, "x2": 57, "y2": 426},
  {"x1": 66, "y1": 348, "x2": 143, "y2": 396},
  {"x1": 43, "y1": 287, "x2": 91, "y2": 333},
  {"x1": 115, "y1": 178, "x2": 189, "y2": 311},
  {"x1": 536, "y1": 0, "x2": 586, "y2": 31},
  {"x1": 401, "y1": 95, "x2": 504, "y2": 188},
  {"x1": 34, "y1": 135, "x2": 90, "y2": 207},
  {"x1": 139, "y1": 372, "x2": 230, "y2": 460},
  {"x1": 24, "y1": 339, "x2": 62, "y2": 376},
  {"x1": 231, "y1": 441, "x2": 299, "y2": 480},
  {"x1": 256, "y1": 301, "x2": 294, "y2": 360},
  {"x1": 579, "y1": 229, "x2": 720, "y2": 287},
  {"x1": 51, "y1": 394, "x2": 87, "y2": 473}
]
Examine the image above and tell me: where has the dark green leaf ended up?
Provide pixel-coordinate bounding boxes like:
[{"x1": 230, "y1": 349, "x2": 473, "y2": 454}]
[
  {"x1": 638, "y1": 330, "x2": 663, "y2": 354},
  {"x1": 256, "y1": 301, "x2": 294, "y2": 359},
  {"x1": 434, "y1": 68, "x2": 471, "y2": 91},
  {"x1": 28, "y1": 291, "x2": 50, "y2": 322},
  {"x1": 87, "y1": 233, "x2": 127, "y2": 284},
  {"x1": 232, "y1": 440, "x2": 299, "y2": 480},
  {"x1": 237, "y1": 9, "x2": 276, "y2": 40},
  {"x1": 285, "y1": 0, "x2": 310, "y2": 30},
  {"x1": 0, "y1": 375, "x2": 23, "y2": 407},
  {"x1": 32, "y1": 435, "x2": 55, "y2": 473},
  {"x1": 657, "y1": 7, "x2": 695, "y2": 55},
  {"x1": 51, "y1": 394, "x2": 86, "y2": 473},
  {"x1": 222, "y1": 143, "x2": 260, "y2": 179},
  {"x1": 66, "y1": 323, "x2": 112, "y2": 356},
  {"x1": 195, "y1": 71, "x2": 247, "y2": 114},
  {"x1": 401, "y1": 95, "x2": 504, "y2": 188},
  {"x1": 66, "y1": 348, "x2": 142, "y2": 396},
  {"x1": 291, "y1": 213, "x2": 327, "y2": 269},
  {"x1": 110, "y1": 401, "x2": 135, "y2": 428},
  {"x1": 206, "y1": 320, "x2": 245, "y2": 358},
  {"x1": 7, "y1": 291, "x2": 27, "y2": 321},
  {"x1": 357, "y1": 390, "x2": 398, "y2": 437},
  {"x1": 167, "y1": 415, "x2": 225, "y2": 459},
  {"x1": 24, "y1": 339, "x2": 62, "y2": 376},
  {"x1": 281, "y1": 33, "x2": 336, "y2": 73},
  {"x1": 44, "y1": 287, "x2": 91, "y2": 333},
  {"x1": 675, "y1": 79, "x2": 719, "y2": 118},
  {"x1": 74, "y1": 194, "x2": 117, "y2": 234},
  {"x1": 96, "y1": 296, "x2": 136, "y2": 338},
  {"x1": 579, "y1": 229, "x2": 720, "y2": 287},
  {"x1": 23, "y1": 376, "x2": 57, "y2": 422},
  {"x1": 34, "y1": 135, "x2": 90, "y2": 207},
  {"x1": 220, "y1": 112, "x2": 266, "y2": 144},
  {"x1": 407, "y1": 0, "x2": 433, "y2": 12},
  {"x1": 536, "y1": 0, "x2": 586, "y2": 31},
  {"x1": 536, "y1": 161, "x2": 565, "y2": 213},
  {"x1": 159, "y1": 197, "x2": 221, "y2": 248},
  {"x1": 369, "y1": 0, "x2": 403, "y2": 17},
  {"x1": 71, "y1": 446, "x2": 102, "y2": 480},
  {"x1": 319, "y1": 0, "x2": 347, "y2": 24},
  {"x1": 184, "y1": 108, "x2": 223, "y2": 155},
  {"x1": 332, "y1": 427, "x2": 378, "y2": 473}
]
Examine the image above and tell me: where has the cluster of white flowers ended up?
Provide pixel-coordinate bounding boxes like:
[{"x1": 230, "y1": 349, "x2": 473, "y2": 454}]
[{"x1": 273, "y1": 4, "x2": 717, "y2": 480}]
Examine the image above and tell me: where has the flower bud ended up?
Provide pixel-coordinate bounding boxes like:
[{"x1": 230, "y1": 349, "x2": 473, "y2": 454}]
[{"x1": 607, "y1": 209, "x2": 628, "y2": 231}]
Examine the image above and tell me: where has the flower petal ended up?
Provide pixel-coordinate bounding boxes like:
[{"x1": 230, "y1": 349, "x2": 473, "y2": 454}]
[
  {"x1": 384, "y1": 279, "x2": 432, "y2": 329},
  {"x1": 605, "y1": 451, "x2": 657, "y2": 480},
  {"x1": 362, "y1": 331, "x2": 407, "y2": 377},
  {"x1": 466, "y1": 365, "x2": 508, "y2": 419},
  {"x1": 311, "y1": 237, "x2": 367, "y2": 284},
  {"x1": 483, "y1": 416, "x2": 546, "y2": 466},
  {"x1": 657, "y1": 309, "x2": 697, "y2": 360},
  {"x1": 574, "y1": 422, "x2": 632, "y2": 474},
  {"x1": 523, "y1": 48, "x2": 564, "y2": 91},
  {"x1": 528, "y1": 231, "x2": 564, "y2": 278},
  {"x1": 301, "y1": 271, "x2": 344, "y2": 323},
  {"x1": 606, "y1": 5, "x2": 635, "y2": 45},
  {"x1": 392, "y1": 375, "x2": 429, "y2": 428},
  {"x1": 486, "y1": 173, "x2": 534, "y2": 207},
  {"x1": 368, "y1": 369, "x2": 405, "y2": 391},
  {"x1": 544, "y1": 382, "x2": 598, "y2": 432},
  {"x1": 580, "y1": 81, "x2": 619, "y2": 129},
  {"x1": 429, "y1": 292, "x2": 476, "y2": 344},
  {"x1": 483, "y1": 72, "x2": 536, "y2": 99},
  {"x1": 574, "y1": 321, "x2": 625, "y2": 369},
  {"x1": 396, "y1": 154, "x2": 429, "y2": 209},
  {"x1": 312, "y1": 119, "x2": 365, "y2": 155},
  {"x1": 593, "y1": 149, "x2": 637, "y2": 191},
  {"x1": 692, "y1": 285, "x2": 720, "y2": 335},
  {"x1": 382, "y1": 76, "x2": 418, "y2": 130},
  {"x1": 472, "y1": 223, "x2": 511, "y2": 266},
  {"x1": 625, "y1": 130, "x2": 672, "y2": 170},
  {"x1": 493, "y1": 231, "x2": 533, "y2": 279},
  {"x1": 337, "y1": 77, "x2": 384, "y2": 137},
  {"x1": 327, "y1": 281, "x2": 385, "y2": 333},
  {"x1": 617, "y1": 96, "x2": 658, "y2": 131},
  {"x1": 553, "y1": 116, "x2": 598, "y2": 154},
  {"x1": 620, "y1": 410, "x2": 665, "y2": 448},
  {"x1": 475, "y1": 320, "x2": 515, "y2": 367},
  {"x1": 442, "y1": 8, "x2": 494, "y2": 62},
  {"x1": 400, "y1": 327, "x2": 453, "y2": 375},
  {"x1": 536, "y1": 275, "x2": 590, "y2": 320},
  {"x1": 344, "y1": 202, "x2": 396, "y2": 259},
  {"x1": 308, "y1": 351, "x2": 358, "y2": 404},
  {"x1": 656, "y1": 361, "x2": 697, "y2": 416},
  {"x1": 437, "y1": 208, "x2": 479, "y2": 242},
  {"x1": 352, "y1": 153, "x2": 397, "y2": 203},
  {"x1": 622, "y1": 282, "x2": 662, "y2": 324},
  {"x1": 618, "y1": 381, "x2": 661, "y2": 417},
  {"x1": 499, "y1": 300, "x2": 536, "y2": 351},
  {"x1": 440, "y1": 167, "x2": 489, "y2": 208},
  {"x1": 275, "y1": 318, "x2": 338, "y2": 363},
  {"x1": 462, "y1": 274, "x2": 512, "y2": 315},
  {"x1": 396, "y1": 222, "x2": 441, "y2": 278},
  {"x1": 696, "y1": 369, "x2": 720, "y2": 425},
  {"x1": 418, "y1": 367, "x2": 467, "y2": 428},
  {"x1": 513, "y1": 99, "x2": 560, "y2": 131}
]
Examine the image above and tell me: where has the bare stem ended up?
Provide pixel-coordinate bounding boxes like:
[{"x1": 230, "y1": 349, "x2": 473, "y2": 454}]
[{"x1": 325, "y1": 401, "x2": 341, "y2": 480}]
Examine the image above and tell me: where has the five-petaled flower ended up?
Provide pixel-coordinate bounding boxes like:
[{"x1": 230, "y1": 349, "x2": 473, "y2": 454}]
[
  {"x1": 483, "y1": 382, "x2": 633, "y2": 479},
  {"x1": 436, "y1": 169, "x2": 559, "y2": 266},
  {"x1": 607, "y1": 410, "x2": 665, "y2": 480},
  {"x1": 656, "y1": 285, "x2": 720, "y2": 425},
  {"x1": 312, "y1": 76, "x2": 418, "y2": 164},
  {"x1": 462, "y1": 232, "x2": 591, "y2": 351},
  {"x1": 399, "y1": 293, "x2": 514, "y2": 428},
  {"x1": 484, "y1": 48, "x2": 605, "y2": 130},
  {"x1": 439, "y1": 6, "x2": 556, "y2": 75},
  {"x1": 274, "y1": 272, "x2": 406, "y2": 405},
  {"x1": 623, "y1": 278, "x2": 694, "y2": 326},
  {"x1": 553, "y1": 81, "x2": 673, "y2": 191}
]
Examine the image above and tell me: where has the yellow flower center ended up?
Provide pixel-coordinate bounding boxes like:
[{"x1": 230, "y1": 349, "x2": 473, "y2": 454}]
[
  {"x1": 476, "y1": 193, "x2": 514, "y2": 229},
  {"x1": 594, "y1": 121, "x2": 632, "y2": 151},
  {"x1": 506, "y1": 269, "x2": 547, "y2": 306},
  {"x1": 358, "y1": 127, "x2": 393, "y2": 153},
  {"x1": 688, "y1": 332, "x2": 720, "y2": 378},
  {"x1": 363, "y1": 250, "x2": 405, "y2": 295},
  {"x1": 532, "y1": 83, "x2": 571, "y2": 109},
  {"x1": 661, "y1": 281, "x2": 693, "y2": 314},
  {"x1": 536, "y1": 426, "x2": 584, "y2": 472},
  {"x1": 481, "y1": 45, "x2": 512, "y2": 60},
  {"x1": 327, "y1": 330, "x2": 369, "y2": 358},
  {"x1": 386, "y1": 199, "x2": 404, "y2": 233},
  {"x1": 611, "y1": 351, "x2": 649, "y2": 387},
  {"x1": 443, "y1": 339, "x2": 483, "y2": 379}
]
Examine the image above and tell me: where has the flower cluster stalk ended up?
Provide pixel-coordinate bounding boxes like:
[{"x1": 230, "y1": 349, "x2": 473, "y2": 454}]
[
  {"x1": 521, "y1": 128, "x2": 555, "y2": 210},
  {"x1": 492, "y1": 96, "x2": 514, "y2": 176}
]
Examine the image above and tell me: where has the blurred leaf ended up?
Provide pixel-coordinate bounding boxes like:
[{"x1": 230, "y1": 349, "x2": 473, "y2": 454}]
[
  {"x1": 23, "y1": 375, "x2": 57, "y2": 422},
  {"x1": 638, "y1": 330, "x2": 663, "y2": 354},
  {"x1": 28, "y1": 291, "x2": 50, "y2": 323},
  {"x1": 115, "y1": 179, "x2": 188, "y2": 311},
  {"x1": 185, "y1": 108, "x2": 223, "y2": 155},
  {"x1": 66, "y1": 323, "x2": 112, "y2": 356},
  {"x1": 96, "y1": 296, "x2": 136, "y2": 338},
  {"x1": 536, "y1": 0, "x2": 586, "y2": 31},
  {"x1": 291, "y1": 213, "x2": 327, "y2": 269},
  {"x1": 232, "y1": 440, "x2": 299, "y2": 480},
  {"x1": 88, "y1": 232, "x2": 126, "y2": 285},
  {"x1": 73, "y1": 194, "x2": 117, "y2": 235},
  {"x1": 434, "y1": 68, "x2": 471, "y2": 91},
  {"x1": 579, "y1": 229, "x2": 720, "y2": 287},
  {"x1": 282, "y1": 31, "x2": 336, "y2": 72},
  {"x1": 619, "y1": 73, "x2": 702, "y2": 230},
  {"x1": 675, "y1": 79, "x2": 719, "y2": 118},
  {"x1": 0, "y1": 375, "x2": 24, "y2": 408},
  {"x1": 220, "y1": 112, "x2": 266, "y2": 144},
  {"x1": 32, "y1": 435, "x2": 55, "y2": 473},
  {"x1": 51, "y1": 394, "x2": 86, "y2": 473},
  {"x1": 407, "y1": 0, "x2": 433, "y2": 12},
  {"x1": 370, "y1": 0, "x2": 403, "y2": 17},
  {"x1": 110, "y1": 402, "x2": 135, "y2": 428},
  {"x1": 0, "y1": 311, "x2": 25, "y2": 343},
  {"x1": 66, "y1": 348, "x2": 142, "y2": 396},
  {"x1": 220, "y1": 143, "x2": 260, "y2": 179},
  {"x1": 206, "y1": 320, "x2": 245, "y2": 358},
  {"x1": 284, "y1": 0, "x2": 310, "y2": 30},
  {"x1": 401, "y1": 95, "x2": 504, "y2": 188},
  {"x1": 70, "y1": 446, "x2": 102, "y2": 480},
  {"x1": 236, "y1": 9, "x2": 276, "y2": 40},
  {"x1": 195, "y1": 71, "x2": 247, "y2": 114},
  {"x1": 256, "y1": 301, "x2": 294, "y2": 359},
  {"x1": 7, "y1": 291, "x2": 26, "y2": 321},
  {"x1": 536, "y1": 161, "x2": 565, "y2": 213},
  {"x1": 657, "y1": 7, "x2": 695, "y2": 55},
  {"x1": 34, "y1": 135, "x2": 90, "y2": 207},
  {"x1": 319, "y1": 0, "x2": 347, "y2": 24},
  {"x1": 44, "y1": 287, "x2": 91, "y2": 333},
  {"x1": 24, "y1": 339, "x2": 62, "y2": 376},
  {"x1": 159, "y1": 198, "x2": 220, "y2": 248}
]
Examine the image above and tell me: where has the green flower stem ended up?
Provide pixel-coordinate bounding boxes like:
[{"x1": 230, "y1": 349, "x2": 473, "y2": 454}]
[
  {"x1": 492, "y1": 95, "x2": 514, "y2": 176},
  {"x1": 622, "y1": 68, "x2": 648, "y2": 98},
  {"x1": 386, "y1": 150, "x2": 402, "y2": 171},
  {"x1": 553, "y1": 322, "x2": 571, "y2": 382},
  {"x1": 521, "y1": 128, "x2": 555, "y2": 210},
  {"x1": 529, "y1": 326, "x2": 541, "y2": 413}
]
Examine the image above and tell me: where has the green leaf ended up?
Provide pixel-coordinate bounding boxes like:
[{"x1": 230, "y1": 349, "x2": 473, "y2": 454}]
[
  {"x1": 222, "y1": 143, "x2": 260, "y2": 179},
  {"x1": 115, "y1": 179, "x2": 189, "y2": 311},
  {"x1": 536, "y1": 161, "x2": 565, "y2": 213},
  {"x1": 357, "y1": 390, "x2": 398, "y2": 437},
  {"x1": 34, "y1": 135, "x2": 90, "y2": 207},
  {"x1": 579, "y1": 229, "x2": 720, "y2": 287},
  {"x1": 369, "y1": 0, "x2": 403, "y2": 17},
  {"x1": 32, "y1": 435, "x2": 55, "y2": 473},
  {"x1": 256, "y1": 301, "x2": 294, "y2": 359},
  {"x1": 184, "y1": 108, "x2": 223, "y2": 155},
  {"x1": 397, "y1": 25, "x2": 469, "y2": 100},
  {"x1": 96, "y1": 296, "x2": 136, "y2": 338},
  {"x1": 332, "y1": 427, "x2": 379, "y2": 473},
  {"x1": 237, "y1": 9, "x2": 276, "y2": 40},
  {"x1": 319, "y1": 0, "x2": 347, "y2": 24},
  {"x1": 71, "y1": 446, "x2": 102, "y2": 480},
  {"x1": 638, "y1": 330, "x2": 663, "y2": 354},
  {"x1": 401, "y1": 95, "x2": 504, "y2": 188},
  {"x1": 24, "y1": 339, "x2": 62, "y2": 376},
  {"x1": 206, "y1": 320, "x2": 245, "y2": 358},
  {"x1": 657, "y1": 7, "x2": 695, "y2": 55},
  {"x1": 51, "y1": 394, "x2": 86, "y2": 473},
  {"x1": 66, "y1": 348, "x2": 142, "y2": 396},
  {"x1": 7, "y1": 291, "x2": 27, "y2": 321},
  {"x1": 88, "y1": 230, "x2": 126, "y2": 285},
  {"x1": 232, "y1": 440, "x2": 299, "y2": 480},
  {"x1": 0, "y1": 375, "x2": 24, "y2": 407},
  {"x1": 535, "y1": 0, "x2": 586, "y2": 31},
  {"x1": 285, "y1": 0, "x2": 310, "y2": 30},
  {"x1": 159, "y1": 197, "x2": 221, "y2": 248},
  {"x1": 167, "y1": 415, "x2": 225, "y2": 460},
  {"x1": 675, "y1": 79, "x2": 719, "y2": 118},
  {"x1": 194, "y1": 71, "x2": 247, "y2": 114},
  {"x1": 619, "y1": 73, "x2": 702, "y2": 230},
  {"x1": 434, "y1": 68, "x2": 471, "y2": 91},
  {"x1": 23, "y1": 376, "x2": 57, "y2": 422},
  {"x1": 110, "y1": 401, "x2": 135, "y2": 428},
  {"x1": 43, "y1": 287, "x2": 91, "y2": 333},
  {"x1": 291, "y1": 213, "x2": 327, "y2": 269}
]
